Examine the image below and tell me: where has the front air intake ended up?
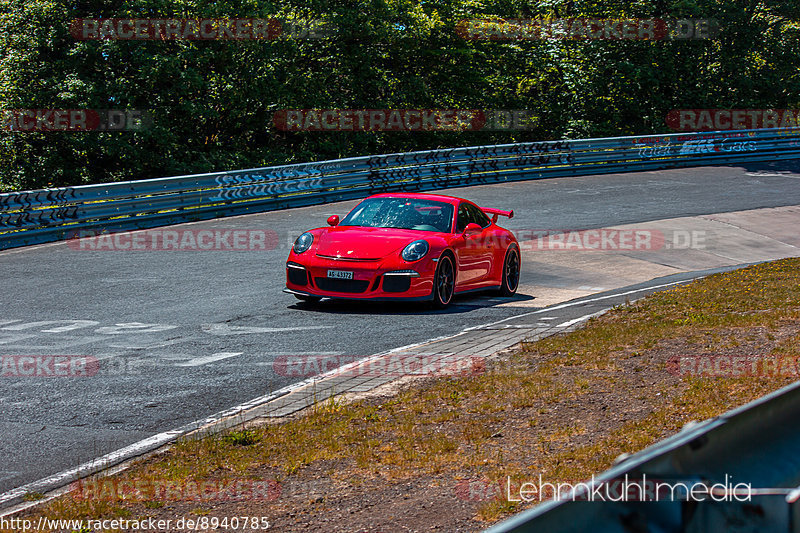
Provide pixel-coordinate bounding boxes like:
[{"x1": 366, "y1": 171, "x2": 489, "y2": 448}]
[{"x1": 315, "y1": 278, "x2": 370, "y2": 293}]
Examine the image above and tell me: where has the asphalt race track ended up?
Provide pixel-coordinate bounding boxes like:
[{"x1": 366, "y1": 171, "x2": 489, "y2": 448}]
[{"x1": 2, "y1": 160, "x2": 800, "y2": 497}]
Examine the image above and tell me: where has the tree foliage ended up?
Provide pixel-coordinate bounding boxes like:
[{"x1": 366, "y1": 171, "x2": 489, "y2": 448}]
[{"x1": 1, "y1": 0, "x2": 798, "y2": 191}]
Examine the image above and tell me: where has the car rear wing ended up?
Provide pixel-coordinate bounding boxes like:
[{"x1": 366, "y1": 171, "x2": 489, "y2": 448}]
[{"x1": 482, "y1": 207, "x2": 514, "y2": 223}]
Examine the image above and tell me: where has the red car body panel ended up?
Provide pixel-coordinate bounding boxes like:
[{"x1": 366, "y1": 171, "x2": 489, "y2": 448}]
[{"x1": 285, "y1": 193, "x2": 518, "y2": 301}]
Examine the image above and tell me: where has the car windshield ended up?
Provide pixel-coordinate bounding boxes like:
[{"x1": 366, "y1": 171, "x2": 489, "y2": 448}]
[{"x1": 340, "y1": 198, "x2": 454, "y2": 233}]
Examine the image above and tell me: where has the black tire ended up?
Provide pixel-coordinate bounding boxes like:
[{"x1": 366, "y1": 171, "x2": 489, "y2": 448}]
[
  {"x1": 294, "y1": 294, "x2": 322, "y2": 304},
  {"x1": 431, "y1": 254, "x2": 455, "y2": 309},
  {"x1": 497, "y1": 246, "x2": 520, "y2": 297}
]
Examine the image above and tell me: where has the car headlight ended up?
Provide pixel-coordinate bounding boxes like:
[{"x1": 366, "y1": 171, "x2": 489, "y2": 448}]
[
  {"x1": 293, "y1": 232, "x2": 314, "y2": 254},
  {"x1": 401, "y1": 240, "x2": 429, "y2": 262}
]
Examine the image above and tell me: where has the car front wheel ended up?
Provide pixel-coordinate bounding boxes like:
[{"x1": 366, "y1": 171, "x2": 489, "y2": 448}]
[{"x1": 432, "y1": 254, "x2": 455, "y2": 309}]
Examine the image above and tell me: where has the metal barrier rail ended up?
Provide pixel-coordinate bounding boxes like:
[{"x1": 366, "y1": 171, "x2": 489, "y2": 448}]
[
  {"x1": 485, "y1": 380, "x2": 800, "y2": 532},
  {"x1": 2, "y1": 127, "x2": 800, "y2": 250}
]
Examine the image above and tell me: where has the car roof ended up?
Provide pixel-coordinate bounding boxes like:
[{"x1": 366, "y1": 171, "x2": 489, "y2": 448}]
[{"x1": 366, "y1": 192, "x2": 466, "y2": 206}]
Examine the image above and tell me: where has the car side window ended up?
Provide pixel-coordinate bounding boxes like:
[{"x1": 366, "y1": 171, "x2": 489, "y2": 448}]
[
  {"x1": 466, "y1": 203, "x2": 491, "y2": 228},
  {"x1": 456, "y1": 203, "x2": 472, "y2": 232}
]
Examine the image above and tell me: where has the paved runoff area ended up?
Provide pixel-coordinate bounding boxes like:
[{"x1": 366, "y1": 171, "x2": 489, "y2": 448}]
[{"x1": 513, "y1": 204, "x2": 800, "y2": 307}]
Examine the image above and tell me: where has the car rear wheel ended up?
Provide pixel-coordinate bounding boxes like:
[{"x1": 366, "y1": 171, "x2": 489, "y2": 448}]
[
  {"x1": 432, "y1": 254, "x2": 455, "y2": 309},
  {"x1": 497, "y1": 246, "x2": 520, "y2": 297}
]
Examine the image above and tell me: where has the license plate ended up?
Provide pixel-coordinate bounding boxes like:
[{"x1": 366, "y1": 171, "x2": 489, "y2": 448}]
[{"x1": 327, "y1": 270, "x2": 354, "y2": 280}]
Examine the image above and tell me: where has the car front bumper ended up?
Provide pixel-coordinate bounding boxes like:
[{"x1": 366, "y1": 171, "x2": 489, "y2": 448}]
[{"x1": 285, "y1": 255, "x2": 437, "y2": 301}]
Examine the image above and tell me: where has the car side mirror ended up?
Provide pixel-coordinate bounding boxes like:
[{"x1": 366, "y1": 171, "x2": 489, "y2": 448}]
[
  {"x1": 327, "y1": 215, "x2": 339, "y2": 227},
  {"x1": 463, "y1": 222, "x2": 482, "y2": 236}
]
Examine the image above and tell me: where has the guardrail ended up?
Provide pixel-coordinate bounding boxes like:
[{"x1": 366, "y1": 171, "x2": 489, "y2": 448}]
[
  {"x1": 2, "y1": 127, "x2": 800, "y2": 250},
  {"x1": 485, "y1": 379, "x2": 800, "y2": 532}
]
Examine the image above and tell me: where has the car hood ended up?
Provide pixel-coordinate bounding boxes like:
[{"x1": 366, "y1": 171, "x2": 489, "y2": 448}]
[{"x1": 315, "y1": 227, "x2": 428, "y2": 260}]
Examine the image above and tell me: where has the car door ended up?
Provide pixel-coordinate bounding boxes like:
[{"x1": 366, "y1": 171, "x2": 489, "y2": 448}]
[
  {"x1": 464, "y1": 203, "x2": 495, "y2": 283},
  {"x1": 453, "y1": 202, "x2": 493, "y2": 288}
]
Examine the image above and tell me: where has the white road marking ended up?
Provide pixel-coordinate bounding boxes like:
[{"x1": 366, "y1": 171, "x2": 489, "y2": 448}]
[
  {"x1": 0, "y1": 429, "x2": 184, "y2": 512},
  {"x1": 463, "y1": 278, "x2": 692, "y2": 332},
  {"x1": 176, "y1": 352, "x2": 242, "y2": 367},
  {"x1": 0, "y1": 320, "x2": 99, "y2": 333},
  {"x1": 201, "y1": 323, "x2": 332, "y2": 335},
  {"x1": 745, "y1": 172, "x2": 800, "y2": 178},
  {"x1": 556, "y1": 310, "x2": 608, "y2": 328},
  {"x1": 96, "y1": 323, "x2": 178, "y2": 335}
]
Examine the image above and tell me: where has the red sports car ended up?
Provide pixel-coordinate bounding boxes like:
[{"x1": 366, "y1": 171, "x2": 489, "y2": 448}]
[{"x1": 284, "y1": 193, "x2": 520, "y2": 308}]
